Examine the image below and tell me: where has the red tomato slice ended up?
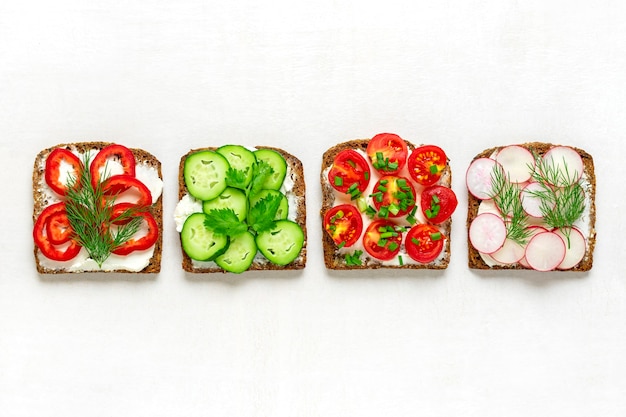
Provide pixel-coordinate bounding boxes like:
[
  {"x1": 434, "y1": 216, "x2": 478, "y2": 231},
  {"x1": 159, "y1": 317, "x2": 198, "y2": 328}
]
[
  {"x1": 33, "y1": 202, "x2": 82, "y2": 262},
  {"x1": 45, "y1": 148, "x2": 83, "y2": 196},
  {"x1": 420, "y1": 185, "x2": 458, "y2": 224},
  {"x1": 46, "y1": 210, "x2": 73, "y2": 244},
  {"x1": 323, "y1": 204, "x2": 363, "y2": 248},
  {"x1": 371, "y1": 175, "x2": 416, "y2": 218},
  {"x1": 407, "y1": 145, "x2": 447, "y2": 186},
  {"x1": 328, "y1": 149, "x2": 371, "y2": 194},
  {"x1": 405, "y1": 224, "x2": 444, "y2": 263},
  {"x1": 90, "y1": 144, "x2": 136, "y2": 188},
  {"x1": 366, "y1": 133, "x2": 408, "y2": 174},
  {"x1": 362, "y1": 219, "x2": 403, "y2": 261},
  {"x1": 102, "y1": 174, "x2": 152, "y2": 207},
  {"x1": 112, "y1": 211, "x2": 159, "y2": 255}
]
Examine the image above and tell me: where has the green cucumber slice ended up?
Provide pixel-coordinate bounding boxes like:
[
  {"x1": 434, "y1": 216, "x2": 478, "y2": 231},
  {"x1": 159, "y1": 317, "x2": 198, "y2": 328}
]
[
  {"x1": 180, "y1": 213, "x2": 229, "y2": 261},
  {"x1": 255, "y1": 220, "x2": 304, "y2": 266},
  {"x1": 215, "y1": 231, "x2": 257, "y2": 273},
  {"x1": 253, "y1": 148, "x2": 287, "y2": 191},
  {"x1": 184, "y1": 150, "x2": 229, "y2": 201},
  {"x1": 217, "y1": 145, "x2": 256, "y2": 189},
  {"x1": 248, "y1": 189, "x2": 289, "y2": 220},
  {"x1": 202, "y1": 187, "x2": 248, "y2": 222}
]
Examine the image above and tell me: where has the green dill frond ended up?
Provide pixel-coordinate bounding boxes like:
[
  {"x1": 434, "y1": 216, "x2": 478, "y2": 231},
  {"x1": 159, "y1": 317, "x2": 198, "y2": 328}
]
[{"x1": 489, "y1": 164, "x2": 530, "y2": 246}]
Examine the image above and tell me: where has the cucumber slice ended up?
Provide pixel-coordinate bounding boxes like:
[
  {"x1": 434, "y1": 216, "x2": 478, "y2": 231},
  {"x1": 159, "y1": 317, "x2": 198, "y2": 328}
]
[
  {"x1": 217, "y1": 145, "x2": 256, "y2": 189},
  {"x1": 202, "y1": 187, "x2": 248, "y2": 222},
  {"x1": 180, "y1": 213, "x2": 229, "y2": 261},
  {"x1": 215, "y1": 231, "x2": 257, "y2": 273},
  {"x1": 253, "y1": 148, "x2": 287, "y2": 191},
  {"x1": 255, "y1": 220, "x2": 304, "y2": 266},
  {"x1": 248, "y1": 189, "x2": 289, "y2": 220},
  {"x1": 184, "y1": 150, "x2": 229, "y2": 201}
]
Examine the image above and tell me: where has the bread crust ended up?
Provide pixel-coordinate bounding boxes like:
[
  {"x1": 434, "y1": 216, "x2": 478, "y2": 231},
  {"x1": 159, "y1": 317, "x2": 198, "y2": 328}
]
[
  {"x1": 33, "y1": 142, "x2": 163, "y2": 274},
  {"x1": 320, "y1": 139, "x2": 453, "y2": 270},
  {"x1": 467, "y1": 142, "x2": 596, "y2": 271},
  {"x1": 178, "y1": 146, "x2": 307, "y2": 273}
]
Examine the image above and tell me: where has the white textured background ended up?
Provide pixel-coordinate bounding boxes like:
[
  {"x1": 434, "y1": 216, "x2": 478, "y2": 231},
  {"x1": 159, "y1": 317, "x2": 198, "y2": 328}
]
[{"x1": 1, "y1": 1, "x2": 626, "y2": 416}]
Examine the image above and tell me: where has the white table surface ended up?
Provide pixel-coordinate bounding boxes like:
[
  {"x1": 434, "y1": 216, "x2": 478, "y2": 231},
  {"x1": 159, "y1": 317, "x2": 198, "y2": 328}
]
[{"x1": 2, "y1": 0, "x2": 626, "y2": 416}]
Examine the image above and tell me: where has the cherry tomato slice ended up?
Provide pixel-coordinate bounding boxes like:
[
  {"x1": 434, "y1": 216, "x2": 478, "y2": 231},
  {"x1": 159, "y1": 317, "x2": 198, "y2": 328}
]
[
  {"x1": 420, "y1": 185, "x2": 458, "y2": 224},
  {"x1": 405, "y1": 224, "x2": 444, "y2": 263},
  {"x1": 90, "y1": 144, "x2": 136, "y2": 188},
  {"x1": 112, "y1": 211, "x2": 159, "y2": 255},
  {"x1": 328, "y1": 149, "x2": 371, "y2": 194},
  {"x1": 45, "y1": 148, "x2": 83, "y2": 196},
  {"x1": 46, "y1": 210, "x2": 73, "y2": 244},
  {"x1": 407, "y1": 145, "x2": 447, "y2": 186},
  {"x1": 323, "y1": 204, "x2": 363, "y2": 248},
  {"x1": 366, "y1": 133, "x2": 408, "y2": 174},
  {"x1": 371, "y1": 175, "x2": 416, "y2": 218},
  {"x1": 33, "y1": 202, "x2": 82, "y2": 262},
  {"x1": 102, "y1": 174, "x2": 152, "y2": 207},
  {"x1": 362, "y1": 219, "x2": 403, "y2": 261}
]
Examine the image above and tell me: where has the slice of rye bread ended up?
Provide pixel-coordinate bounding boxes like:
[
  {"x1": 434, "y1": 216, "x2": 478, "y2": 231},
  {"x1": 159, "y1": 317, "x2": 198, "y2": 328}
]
[
  {"x1": 467, "y1": 142, "x2": 596, "y2": 271},
  {"x1": 320, "y1": 139, "x2": 453, "y2": 270},
  {"x1": 178, "y1": 146, "x2": 307, "y2": 273},
  {"x1": 33, "y1": 142, "x2": 163, "y2": 274}
]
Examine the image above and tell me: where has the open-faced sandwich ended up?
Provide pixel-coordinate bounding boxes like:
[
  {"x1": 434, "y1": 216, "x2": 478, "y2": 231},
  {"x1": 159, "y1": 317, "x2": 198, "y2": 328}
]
[
  {"x1": 321, "y1": 133, "x2": 458, "y2": 270},
  {"x1": 33, "y1": 142, "x2": 163, "y2": 273},
  {"x1": 174, "y1": 145, "x2": 306, "y2": 273},
  {"x1": 466, "y1": 142, "x2": 596, "y2": 271}
]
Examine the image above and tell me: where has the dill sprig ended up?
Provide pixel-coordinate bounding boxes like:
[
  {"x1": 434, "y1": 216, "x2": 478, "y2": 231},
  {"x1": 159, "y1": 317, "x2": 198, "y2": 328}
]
[
  {"x1": 64, "y1": 154, "x2": 143, "y2": 267},
  {"x1": 527, "y1": 154, "x2": 585, "y2": 246},
  {"x1": 489, "y1": 164, "x2": 530, "y2": 246}
]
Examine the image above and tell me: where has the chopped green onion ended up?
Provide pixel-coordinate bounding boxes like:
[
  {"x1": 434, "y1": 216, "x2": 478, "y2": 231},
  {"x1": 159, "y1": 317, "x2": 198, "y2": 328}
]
[
  {"x1": 377, "y1": 238, "x2": 388, "y2": 247},
  {"x1": 430, "y1": 164, "x2": 439, "y2": 175},
  {"x1": 347, "y1": 160, "x2": 356, "y2": 169},
  {"x1": 388, "y1": 242, "x2": 399, "y2": 252},
  {"x1": 337, "y1": 240, "x2": 346, "y2": 249},
  {"x1": 334, "y1": 176, "x2": 343, "y2": 186},
  {"x1": 430, "y1": 232, "x2": 442, "y2": 241},
  {"x1": 411, "y1": 237, "x2": 420, "y2": 246},
  {"x1": 398, "y1": 255, "x2": 404, "y2": 266}
]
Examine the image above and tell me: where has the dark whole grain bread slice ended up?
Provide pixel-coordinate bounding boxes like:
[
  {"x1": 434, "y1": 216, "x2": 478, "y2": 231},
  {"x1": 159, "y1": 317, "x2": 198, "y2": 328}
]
[
  {"x1": 178, "y1": 146, "x2": 307, "y2": 273},
  {"x1": 320, "y1": 139, "x2": 453, "y2": 270},
  {"x1": 33, "y1": 142, "x2": 163, "y2": 274},
  {"x1": 467, "y1": 142, "x2": 596, "y2": 271}
]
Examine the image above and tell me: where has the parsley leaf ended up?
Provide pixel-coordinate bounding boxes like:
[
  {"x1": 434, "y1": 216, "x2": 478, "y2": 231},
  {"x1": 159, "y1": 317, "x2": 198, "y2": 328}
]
[
  {"x1": 225, "y1": 167, "x2": 248, "y2": 189},
  {"x1": 248, "y1": 160, "x2": 274, "y2": 197},
  {"x1": 247, "y1": 193, "x2": 282, "y2": 233},
  {"x1": 204, "y1": 208, "x2": 248, "y2": 236}
]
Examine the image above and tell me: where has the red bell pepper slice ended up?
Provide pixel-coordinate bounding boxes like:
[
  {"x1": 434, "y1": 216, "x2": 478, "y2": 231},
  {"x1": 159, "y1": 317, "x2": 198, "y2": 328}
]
[
  {"x1": 102, "y1": 174, "x2": 152, "y2": 207},
  {"x1": 89, "y1": 144, "x2": 136, "y2": 188},
  {"x1": 111, "y1": 211, "x2": 159, "y2": 255},
  {"x1": 45, "y1": 148, "x2": 83, "y2": 196},
  {"x1": 33, "y1": 202, "x2": 82, "y2": 262}
]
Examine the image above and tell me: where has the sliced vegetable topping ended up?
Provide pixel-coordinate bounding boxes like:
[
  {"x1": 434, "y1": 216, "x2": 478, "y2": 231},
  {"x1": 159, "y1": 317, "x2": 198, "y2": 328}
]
[
  {"x1": 89, "y1": 144, "x2": 136, "y2": 188},
  {"x1": 366, "y1": 133, "x2": 408, "y2": 174},
  {"x1": 362, "y1": 219, "x2": 403, "y2": 261},
  {"x1": 420, "y1": 185, "x2": 457, "y2": 224},
  {"x1": 371, "y1": 175, "x2": 416, "y2": 218},
  {"x1": 256, "y1": 220, "x2": 305, "y2": 266},
  {"x1": 184, "y1": 150, "x2": 229, "y2": 201},
  {"x1": 45, "y1": 148, "x2": 83, "y2": 196},
  {"x1": 405, "y1": 224, "x2": 445, "y2": 263},
  {"x1": 407, "y1": 145, "x2": 447, "y2": 186},
  {"x1": 33, "y1": 202, "x2": 82, "y2": 262},
  {"x1": 327, "y1": 149, "x2": 370, "y2": 194},
  {"x1": 323, "y1": 204, "x2": 363, "y2": 248}
]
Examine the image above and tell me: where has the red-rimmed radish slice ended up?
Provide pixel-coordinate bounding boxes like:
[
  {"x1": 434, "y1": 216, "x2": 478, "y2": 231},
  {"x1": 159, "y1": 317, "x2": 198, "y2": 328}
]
[
  {"x1": 541, "y1": 146, "x2": 584, "y2": 186},
  {"x1": 469, "y1": 213, "x2": 506, "y2": 254},
  {"x1": 520, "y1": 182, "x2": 554, "y2": 218},
  {"x1": 495, "y1": 145, "x2": 535, "y2": 183},
  {"x1": 524, "y1": 231, "x2": 566, "y2": 271},
  {"x1": 518, "y1": 226, "x2": 549, "y2": 268},
  {"x1": 466, "y1": 158, "x2": 503, "y2": 200},
  {"x1": 491, "y1": 238, "x2": 526, "y2": 264},
  {"x1": 554, "y1": 227, "x2": 586, "y2": 270}
]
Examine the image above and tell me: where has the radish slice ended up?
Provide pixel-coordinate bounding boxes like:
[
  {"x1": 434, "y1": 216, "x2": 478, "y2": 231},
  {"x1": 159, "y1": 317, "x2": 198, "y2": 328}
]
[
  {"x1": 541, "y1": 146, "x2": 584, "y2": 186},
  {"x1": 518, "y1": 226, "x2": 549, "y2": 268},
  {"x1": 469, "y1": 213, "x2": 507, "y2": 254},
  {"x1": 466, "y1": 158, "x2": 503, "y2": 200},
  {"x1": 524, "y1": 231, "x2": 566, "y2": 271},
  {"x1": 554, "y1": 227, "x2": 587, "y2": 270},
  {"x1": 491, "y1": 238, "x2": 526, "y2": 264},
  {"x1": 520, "y1": 182, "x2": 554, "y2": 218},
  {"x1": 495, "y1": 145, "x2": 535, "y2": 183}
]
